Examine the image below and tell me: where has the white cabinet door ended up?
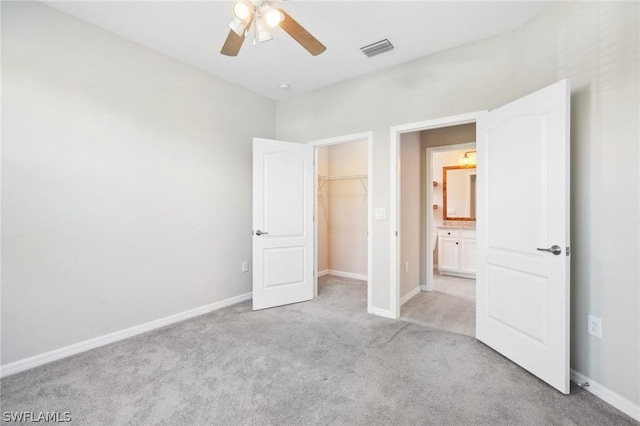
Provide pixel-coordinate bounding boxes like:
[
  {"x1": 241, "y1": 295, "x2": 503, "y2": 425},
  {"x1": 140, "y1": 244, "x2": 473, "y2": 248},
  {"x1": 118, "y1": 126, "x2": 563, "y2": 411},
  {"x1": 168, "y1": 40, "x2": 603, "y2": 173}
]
[
  {"x1": 438, "y1": 236, "x2": 460, "y2": 272},
  {"x1": 460, "y1": 235, "x2": 476, "y2": 274},
  {"x1": 476, "y1": 80, "x2": 570, "y2": 394},
  {"x1": 252, "y1": 138, "x2": 314, "y2": 310}
]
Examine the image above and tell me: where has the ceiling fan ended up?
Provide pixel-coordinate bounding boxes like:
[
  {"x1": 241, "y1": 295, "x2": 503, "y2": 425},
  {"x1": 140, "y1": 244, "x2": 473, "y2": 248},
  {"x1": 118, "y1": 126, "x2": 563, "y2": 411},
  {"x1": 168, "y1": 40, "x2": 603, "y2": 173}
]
[{"x1": 220, "y1": 0, "x2": 326, "y2": 57}]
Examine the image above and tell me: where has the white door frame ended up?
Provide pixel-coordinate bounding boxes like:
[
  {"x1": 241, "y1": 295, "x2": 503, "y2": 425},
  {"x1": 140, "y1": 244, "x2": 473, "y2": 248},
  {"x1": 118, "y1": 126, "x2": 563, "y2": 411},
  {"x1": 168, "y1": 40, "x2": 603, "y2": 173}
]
[
  {"x1": 425, "y1": 142, "x2": 476, "y2": 291},
  {"x1": 389, "y1": 112, "x2": 485, "y2": 319},
  {"x1": 309, "y1": 132, "x2": 373, "y2": 314}
]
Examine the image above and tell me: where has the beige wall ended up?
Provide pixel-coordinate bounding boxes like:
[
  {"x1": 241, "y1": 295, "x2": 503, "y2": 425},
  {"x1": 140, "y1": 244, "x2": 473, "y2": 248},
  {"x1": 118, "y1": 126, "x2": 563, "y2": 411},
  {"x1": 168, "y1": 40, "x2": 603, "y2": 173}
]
[
  {"x1": 325, "y1": 141, "x2": 368, "y2": 276},
  {"x1": 400, "y1": 133, "x2": 421, "y2": 299},
  {"x1": 277, "y1": 2, "x2": 639, "y2": 405},
  {"x1": 317, "y1": 146, "x2": 330, "y2": 272},
  {"x1": 1, "y1": 2, "x2": 275, "y2": 364},
  {"x1": 421, "y1": 124, "x2": 477, "y2": 149}
]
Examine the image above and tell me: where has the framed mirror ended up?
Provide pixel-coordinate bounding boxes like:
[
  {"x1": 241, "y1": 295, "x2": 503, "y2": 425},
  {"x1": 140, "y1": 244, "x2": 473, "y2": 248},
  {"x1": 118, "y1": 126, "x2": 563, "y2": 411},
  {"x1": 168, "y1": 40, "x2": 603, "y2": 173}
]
[{"x1": 443, "y1": 165, "x2": 476, "y2": 221}]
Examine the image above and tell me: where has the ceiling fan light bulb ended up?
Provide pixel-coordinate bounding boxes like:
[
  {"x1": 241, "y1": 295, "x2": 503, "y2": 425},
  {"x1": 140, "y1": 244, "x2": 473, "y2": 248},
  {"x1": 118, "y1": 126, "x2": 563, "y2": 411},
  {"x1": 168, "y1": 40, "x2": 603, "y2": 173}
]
[
  {"x1": 265, "y1": 9, "x2": 284, "y2": 27},
  {"x1": 233, "y1": 2, "x2": 251, "y2": 20}
]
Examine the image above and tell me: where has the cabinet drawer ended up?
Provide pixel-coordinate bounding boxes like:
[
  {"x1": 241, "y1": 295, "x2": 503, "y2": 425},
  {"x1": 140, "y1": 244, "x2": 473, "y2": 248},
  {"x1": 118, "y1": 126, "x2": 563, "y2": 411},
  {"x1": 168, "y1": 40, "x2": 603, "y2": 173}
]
[
  {"x1": 462, "y1": 230, "x2": 476, "y2": 239},
  {"x1": 438, "y1": 229, "x2": 461, "y2": 238}
]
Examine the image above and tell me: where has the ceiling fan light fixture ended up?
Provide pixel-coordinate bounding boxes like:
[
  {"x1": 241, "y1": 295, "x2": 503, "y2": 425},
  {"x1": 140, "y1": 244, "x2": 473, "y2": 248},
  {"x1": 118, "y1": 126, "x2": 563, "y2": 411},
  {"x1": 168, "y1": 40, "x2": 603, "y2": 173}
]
[
  {"x1": 220, "y1": 3, "x2": 326, "y2": 56},
  {"x1": 233, "y1": 1, "x2": 251, "y2": 20},
  {"x1": 256, "y1": 19, "x2": 273, "y2": 42},
  {"x1": 265, "y1": 9, "x2": 284, "y2": 27},
  {"x1": 229, "y1": 17, "x2": 249, "y2": 36}
]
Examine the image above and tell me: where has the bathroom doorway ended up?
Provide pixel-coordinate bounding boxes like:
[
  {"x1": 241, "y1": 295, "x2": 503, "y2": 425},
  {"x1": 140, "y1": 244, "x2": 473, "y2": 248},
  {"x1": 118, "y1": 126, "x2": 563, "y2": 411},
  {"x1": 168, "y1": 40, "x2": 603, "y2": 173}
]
[{"x1": 397, "y1": 123, "x2": 478, "y2": 337}]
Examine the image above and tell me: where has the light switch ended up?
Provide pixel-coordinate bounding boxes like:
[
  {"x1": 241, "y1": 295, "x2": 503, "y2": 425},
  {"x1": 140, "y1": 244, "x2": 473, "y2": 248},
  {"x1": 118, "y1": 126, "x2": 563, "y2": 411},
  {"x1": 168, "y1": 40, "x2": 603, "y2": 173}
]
[{"x1": 375, "y1": 208, "x2": 386, "y2": 220}]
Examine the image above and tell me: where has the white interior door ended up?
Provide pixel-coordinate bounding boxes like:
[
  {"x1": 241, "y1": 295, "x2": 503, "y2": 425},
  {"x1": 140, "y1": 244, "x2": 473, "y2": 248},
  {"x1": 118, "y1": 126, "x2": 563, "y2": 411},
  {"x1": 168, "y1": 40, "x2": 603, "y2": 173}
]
[
  {"x1": 252, "y1": 138, "x2": 314, "y2": 310},
  {"x1": 476, "y1": 80, "x2": 570, "y2": 393}
]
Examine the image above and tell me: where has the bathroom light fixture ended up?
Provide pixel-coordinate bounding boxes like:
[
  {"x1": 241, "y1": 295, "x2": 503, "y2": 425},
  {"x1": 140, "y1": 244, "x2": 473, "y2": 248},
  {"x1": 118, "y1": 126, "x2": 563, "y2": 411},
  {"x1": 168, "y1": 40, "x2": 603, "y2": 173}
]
[{"x1": 461, "y1": 150, "x2": 476, "y2": 166}]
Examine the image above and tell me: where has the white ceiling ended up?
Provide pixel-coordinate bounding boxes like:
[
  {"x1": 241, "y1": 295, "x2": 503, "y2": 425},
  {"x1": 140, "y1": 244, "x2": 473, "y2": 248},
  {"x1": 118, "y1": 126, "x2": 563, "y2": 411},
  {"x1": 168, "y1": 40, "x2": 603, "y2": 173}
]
[{"x1": 44, "y1": 1, "x2": 549, "y2": 100}]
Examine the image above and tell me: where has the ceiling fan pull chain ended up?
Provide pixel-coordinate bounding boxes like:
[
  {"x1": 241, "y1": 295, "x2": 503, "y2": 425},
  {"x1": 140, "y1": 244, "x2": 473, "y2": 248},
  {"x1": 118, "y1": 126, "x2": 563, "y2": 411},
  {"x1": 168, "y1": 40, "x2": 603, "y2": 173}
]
[{"x1": 252, "y1": 8, "x2": 257, "y2": 45}]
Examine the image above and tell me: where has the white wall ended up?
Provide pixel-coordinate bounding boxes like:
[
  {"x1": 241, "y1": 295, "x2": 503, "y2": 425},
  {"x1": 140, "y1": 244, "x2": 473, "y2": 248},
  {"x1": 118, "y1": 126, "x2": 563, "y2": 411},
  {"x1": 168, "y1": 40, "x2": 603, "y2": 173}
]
[
  {"x1": 515, "y1": 2, "x2": 640, "y2": 405},
  {"x1": 277, "y1": 24, "x2": 516, "y2": 313},
  {"x1": 326, "y1": 141, "x2": 368, "y2": 276},
  {"x1": 1, "y1": 2, "x2": 275, "y2": 365},
  {"x1": 276, "y1": 1, "x2": 639, "y2": 406},
  {"x1": 2, "y1": 0, "x2": 638, "y2": 409},
  {"x1": 400, "y1": 133, "x2": 421, "y2": 299}
]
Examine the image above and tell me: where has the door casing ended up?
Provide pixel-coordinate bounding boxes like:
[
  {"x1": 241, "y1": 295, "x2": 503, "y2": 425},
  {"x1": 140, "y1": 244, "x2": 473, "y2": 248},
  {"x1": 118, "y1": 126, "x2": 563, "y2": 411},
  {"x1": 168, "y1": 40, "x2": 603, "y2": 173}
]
[{"x1": 389, "y1": 112, "x2": 486, "y2": 319}]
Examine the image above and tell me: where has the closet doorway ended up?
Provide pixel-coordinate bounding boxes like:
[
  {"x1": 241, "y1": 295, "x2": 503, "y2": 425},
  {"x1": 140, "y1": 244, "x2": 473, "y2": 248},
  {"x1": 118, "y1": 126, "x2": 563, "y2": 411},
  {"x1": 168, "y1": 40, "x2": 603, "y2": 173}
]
[{"x1": 309, "y1": 133, "x2": 373, "y2": 313}]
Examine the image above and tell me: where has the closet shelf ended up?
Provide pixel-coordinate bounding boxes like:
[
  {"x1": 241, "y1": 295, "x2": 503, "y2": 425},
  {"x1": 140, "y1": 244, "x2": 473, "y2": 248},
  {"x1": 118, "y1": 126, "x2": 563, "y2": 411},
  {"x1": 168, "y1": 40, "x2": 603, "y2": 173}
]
[
  {"x1": 318, "y1": 174, "x2": 368, "y2": 194},
  {"x1": 318, "y1": 174, "x2": 368, "y2": 181}
]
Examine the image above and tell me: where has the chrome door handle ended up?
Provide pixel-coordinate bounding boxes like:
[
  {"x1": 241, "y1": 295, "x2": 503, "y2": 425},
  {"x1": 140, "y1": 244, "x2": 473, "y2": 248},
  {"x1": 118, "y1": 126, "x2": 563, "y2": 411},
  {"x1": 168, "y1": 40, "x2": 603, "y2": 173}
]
[
  {"x1": 537, "y1": 245, "x2": 562, "y2": 255},
  {"x1": 255, "y1": 230, "x2": 269, "y2": 236}
]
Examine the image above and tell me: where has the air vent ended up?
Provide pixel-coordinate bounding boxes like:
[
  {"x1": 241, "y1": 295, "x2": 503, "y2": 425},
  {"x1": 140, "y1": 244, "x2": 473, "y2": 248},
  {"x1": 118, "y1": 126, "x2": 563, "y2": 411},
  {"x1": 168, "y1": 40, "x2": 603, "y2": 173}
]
[{"x1": 360, "y1": 39, "x2": 394, "y2": 58}]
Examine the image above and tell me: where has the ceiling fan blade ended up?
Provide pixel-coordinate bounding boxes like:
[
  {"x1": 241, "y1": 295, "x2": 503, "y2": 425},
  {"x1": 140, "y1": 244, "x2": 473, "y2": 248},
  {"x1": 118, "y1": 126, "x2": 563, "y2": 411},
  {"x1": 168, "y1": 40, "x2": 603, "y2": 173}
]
[
  {"x1": 277, "y1": 9, "x2": 326, "y2": 56},
  {"x1": 220, "y1": 30, "x2": 245, "y2": 56},
  {"x1": 220, "y1": 20, "x2": 252, "y2": 57}
]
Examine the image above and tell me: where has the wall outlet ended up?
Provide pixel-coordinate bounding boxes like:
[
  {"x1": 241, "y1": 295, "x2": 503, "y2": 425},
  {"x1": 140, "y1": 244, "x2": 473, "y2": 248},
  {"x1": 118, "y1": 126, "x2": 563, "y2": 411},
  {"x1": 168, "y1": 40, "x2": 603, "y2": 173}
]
[
  {"x1": 242, "y1": 261, "x2": 249, "y2": 273},
  {"x1": 588, "y1": 315, "x2": 602, "y2": 338},
  {"x1": 405, "y1": 261, "x2": 409, "y2": 273}
]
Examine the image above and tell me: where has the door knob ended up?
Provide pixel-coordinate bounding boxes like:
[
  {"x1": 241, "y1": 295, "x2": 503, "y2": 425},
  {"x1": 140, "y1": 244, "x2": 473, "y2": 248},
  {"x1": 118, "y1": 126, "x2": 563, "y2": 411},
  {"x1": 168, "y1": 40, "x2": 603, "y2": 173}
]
[
  {"x1": 255, "y1": 230, "x2": 269, "y2": 236},
  {"x1": 536, "y1": 245, "x2": 562, "y2": 255}
]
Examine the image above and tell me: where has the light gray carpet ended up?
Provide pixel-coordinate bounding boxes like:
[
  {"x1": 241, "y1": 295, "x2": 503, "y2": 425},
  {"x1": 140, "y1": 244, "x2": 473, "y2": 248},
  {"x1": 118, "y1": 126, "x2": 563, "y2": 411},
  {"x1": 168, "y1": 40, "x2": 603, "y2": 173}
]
[
  {"x1": 1, "y1": 275, "x2": 636, "y2": 425},
  {"x1": 401, "y1": 273, "x2": 475, "y2": 337}
]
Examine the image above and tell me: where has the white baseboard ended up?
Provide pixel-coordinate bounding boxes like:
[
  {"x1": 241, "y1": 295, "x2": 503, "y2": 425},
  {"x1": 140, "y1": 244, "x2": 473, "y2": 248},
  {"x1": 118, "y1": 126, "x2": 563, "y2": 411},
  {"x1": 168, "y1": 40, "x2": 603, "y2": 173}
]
[
  {"x1": 400, "y1": 286, "x2": 421, "y2": 306},
  {"x1": 326, "y1": 270, "x2": 368, "y2": 281},
  {"x1": 369, "y1": 307, "x2": 394, "y2": 319},
  {"x1": 0, "y1": 292, "x2": 253, "y2": 378},
  {"x1": 317, "y1": 269, "x2": 330, "y2": 277},
  {"x1": 570, "y1": 369, "x2": 640, "y2": 421}
]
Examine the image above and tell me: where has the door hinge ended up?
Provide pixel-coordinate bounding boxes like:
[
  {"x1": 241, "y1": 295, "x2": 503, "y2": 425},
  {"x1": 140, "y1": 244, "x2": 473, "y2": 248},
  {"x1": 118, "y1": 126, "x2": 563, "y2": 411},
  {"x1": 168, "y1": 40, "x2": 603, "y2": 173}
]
[
  {"x1": 395, "y1": 231, "x2": 398, "y2": 237},
  {"x1": 566, "y1": 246, "x2": 571, "y2": 256}
]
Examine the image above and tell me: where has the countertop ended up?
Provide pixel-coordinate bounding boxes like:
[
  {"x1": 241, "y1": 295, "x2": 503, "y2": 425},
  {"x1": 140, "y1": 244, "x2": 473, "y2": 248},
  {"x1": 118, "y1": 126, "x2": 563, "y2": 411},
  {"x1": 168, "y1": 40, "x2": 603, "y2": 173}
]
[{"x1": 437, "y1": 225, "x2": 476, "y2": 230}]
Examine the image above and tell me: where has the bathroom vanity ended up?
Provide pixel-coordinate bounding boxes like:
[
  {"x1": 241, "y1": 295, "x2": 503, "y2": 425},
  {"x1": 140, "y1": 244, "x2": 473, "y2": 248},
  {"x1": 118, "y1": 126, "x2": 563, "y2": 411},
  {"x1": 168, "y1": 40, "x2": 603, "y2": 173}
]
[
  {"x1": 437, "y1": 164, "x2": 477, "y2": 278},
  {"x1": 437, "y1": 227, "x2": 476, "y2": 278}
]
